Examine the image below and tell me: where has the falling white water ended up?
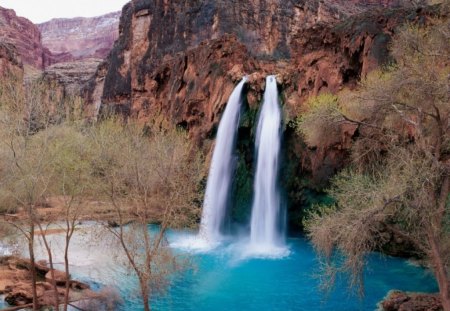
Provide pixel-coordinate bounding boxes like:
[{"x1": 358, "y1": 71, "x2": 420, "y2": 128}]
[
  {"x1": 199, "y1": 77, "x2": 247, "y2": 243},
  {"x1": 249, "y1": 75, "x2": 285, "y2": 252}
]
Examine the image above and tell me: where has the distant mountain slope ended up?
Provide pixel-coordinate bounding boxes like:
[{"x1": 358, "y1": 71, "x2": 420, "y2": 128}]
[{"x1": 38, "y1": 12, "x2": 120, "y2": 63}]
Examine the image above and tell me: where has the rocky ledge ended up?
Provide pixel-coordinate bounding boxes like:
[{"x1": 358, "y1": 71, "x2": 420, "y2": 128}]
[{"x1": 0, "y1": 256, "x2": 91, "y2": 308}]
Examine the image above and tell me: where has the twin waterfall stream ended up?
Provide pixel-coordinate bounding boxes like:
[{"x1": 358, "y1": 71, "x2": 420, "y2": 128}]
[
  {"x1": 200, "y1": 77, "x2": 247, "y2": 242},
  {"x1": 200, "y1": 75, "x2": 285, "y2": 255}
]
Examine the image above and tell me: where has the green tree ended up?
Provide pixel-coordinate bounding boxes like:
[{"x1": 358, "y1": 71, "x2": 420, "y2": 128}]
[
  {"x1": 299, "y1": 17, "x2": 450, "y2": 309},
  {"x1": 0, "y1": 76, "x2": 94, "y2": 310},
  {"x1": 0, "y1": 78, "x2": 61, "y2": 310},
  {"x1": 88, "y1": 119, "x2": 203, "y2": 311}
]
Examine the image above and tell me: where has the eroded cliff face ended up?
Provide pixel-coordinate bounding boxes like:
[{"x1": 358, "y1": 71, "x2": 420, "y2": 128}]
[
  {"x1": 38, "y1": 12, "x2": 121, "y2": 64},
  {"x1": 42, "y1": 59, "x2": 103, "y2": 97},
  {"x1": 93, "y1": 0, "x2": 432, "y2": 148},
  {"x1": 86, "y1": 0, "x2": 437, "y2": 228},
  {"x1": 0, "y1": 6, "x2": 49, "y2": 69},
  {"x1": 0, "y1": 41, "x2": 23, "y2": 79}
]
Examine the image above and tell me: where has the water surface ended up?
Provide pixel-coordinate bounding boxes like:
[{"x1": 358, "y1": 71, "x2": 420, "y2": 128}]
[{"x1": 1, "y1": 225, "x2": 438, "y2": 311}]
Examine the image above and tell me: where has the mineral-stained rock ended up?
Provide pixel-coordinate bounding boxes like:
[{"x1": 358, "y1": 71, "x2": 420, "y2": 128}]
[
  {"x1": 38, "y1": 12, "x2": 121, "y2": 64},
  {"x1": 93, "y1": 0, "x2": 436, "y2": 126},
  {"x1": 89, "y1": 0, "x2": 436, "y2": 164}
]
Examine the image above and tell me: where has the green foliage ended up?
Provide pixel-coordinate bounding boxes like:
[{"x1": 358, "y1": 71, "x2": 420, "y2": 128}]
[
  {"x1": 87, "y1": 118, "x2": 204, "y2": 228},
  {"x1": 231, "y1": 156, "x2": 253, "y2": 223},
  {"x1": 305, "y1": 16, "x2": 450, "y2": 301},
  {"x1": 296, "y1": 94, "x2": 344, "y2": 147},
  {"x1": 239, "y1": 106, "x2": 258, "y2": 129}
]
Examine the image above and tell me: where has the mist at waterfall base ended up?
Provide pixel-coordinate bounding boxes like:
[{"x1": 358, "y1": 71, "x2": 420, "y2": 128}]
[{"x1": 195, "y1": 75, "x2": 287, "y2": 257}]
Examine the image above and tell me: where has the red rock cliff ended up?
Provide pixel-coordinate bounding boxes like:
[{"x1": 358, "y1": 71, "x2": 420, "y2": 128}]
[
  {"x1": 92, "y1": 0, "x2": 429, "y2": 135},
  {"x1": 84, "y1": 0, "x2": 438, "y2": 226},
  {"x1": 0, "y1": 41, "x2": 23, "y2": 78},
  {"x1": 0, "y1": 6, "x2": 48, "y2": 69}
]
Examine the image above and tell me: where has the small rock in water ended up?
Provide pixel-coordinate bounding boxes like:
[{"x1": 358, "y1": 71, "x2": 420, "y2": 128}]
[{"x1": 382, "y1": 291, "x2": 442, "y2": 311}]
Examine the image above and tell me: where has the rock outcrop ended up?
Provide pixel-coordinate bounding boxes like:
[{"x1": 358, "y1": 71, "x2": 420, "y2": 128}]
[
  {"x1": 0, "y1": 6, "x2": 49, "y2": 69},
  {"x1": 0, "y1": 41, "x2": 23, "y2": 78},
  {"x1": 382, "y1": 291, "x2": 442, "y2": 311},
  {"x1": 43, "y1": 59, "x2": 103, "y2": 97},
  {"x1": 0, "y1": 256, "x2": 90, "y2": 308},
  {"x1": 0, "y1": 5, "x2": 120, "y2": 85},
  {"x1": 92, "y1": 0, "x2": 433, "y2": 125},
  {"x1": 38, "y1": 12, "x2": 120, "y2": 64}
]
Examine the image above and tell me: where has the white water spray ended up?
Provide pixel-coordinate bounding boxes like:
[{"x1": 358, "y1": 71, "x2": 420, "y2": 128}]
[
  {"x1": 249, "y1": 75, "x2": 285, "y2": 251},
  {"x1": 200, "y1": 77, "x2": 247, "y2": 243}
]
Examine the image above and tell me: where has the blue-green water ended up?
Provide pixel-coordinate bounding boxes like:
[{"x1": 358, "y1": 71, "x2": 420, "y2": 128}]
[
  {"x1": 0, "y1": 225, "x2": 438, "y2": 311},
  {"x1": 0, "y1": 296, "x2": 7, "y2": 310},
  {"x1": 99, "y1": 231, "x2": 437, "y2": 311}
]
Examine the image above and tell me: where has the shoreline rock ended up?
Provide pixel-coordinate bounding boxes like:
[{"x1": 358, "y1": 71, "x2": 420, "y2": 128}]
[
  {"x1": 381, "y1": 290, "x2": 442, "y2": 311},
  {"x1": 0, "y1": 256, "x2": 91, "y2": 308}
]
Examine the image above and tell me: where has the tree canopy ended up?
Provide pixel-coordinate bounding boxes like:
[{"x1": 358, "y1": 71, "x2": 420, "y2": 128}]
[{"x1": 299, "y1": 12, "x2": 450, "y2": 310}]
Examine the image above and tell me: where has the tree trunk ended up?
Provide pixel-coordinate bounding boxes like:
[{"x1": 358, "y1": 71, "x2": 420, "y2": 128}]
[
  {"x1": 430, "y1": 238, "x2": 450, "y2": 311},
  {"x1": 38, "y1": 225, "x2": 60, "y2": 311},
  {"x1": 28, "y1": 226, "x2": 39, "y2": 311},
  {"x1": 433, "y1": 174, "x2": 450, "y2": 311},
  {"x1": 63, "y1": 233, "x2": 71, "y2": 311},
  {"x1": 139, "y1": 278, "x2": 151, "y2": 311}
]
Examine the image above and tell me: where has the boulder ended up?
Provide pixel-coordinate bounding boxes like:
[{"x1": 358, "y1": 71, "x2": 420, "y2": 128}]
[
  {"x1": 382, "y1": 291, "x2": 442, "y2": 311},
  {"x1": 45, "y1": 269, "x2": 70, "y2": 286}
]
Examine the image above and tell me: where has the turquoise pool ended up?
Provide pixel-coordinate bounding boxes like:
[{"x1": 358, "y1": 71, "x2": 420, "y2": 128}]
[
  {"x1": 109, "y1": 231, "x2": 437, "y2": 311},
  {"x1": 2, "y1": 225, "x2": 438, "y2": 311}
]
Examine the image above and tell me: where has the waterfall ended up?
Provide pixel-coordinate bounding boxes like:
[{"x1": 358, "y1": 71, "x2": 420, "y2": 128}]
[
  {"x1": 200, "y1": 77, "x2": 247, "y2": 242},
  {"x1": 250, "y1": 75, "x2": 284, "y2": 250}
]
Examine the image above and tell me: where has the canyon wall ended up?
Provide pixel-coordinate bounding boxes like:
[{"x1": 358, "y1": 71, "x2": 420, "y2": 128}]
[
  {"x1": 93, "y1": 0, "x2": 426, "y2": 124},
  {"x1": 90, "y1": 0, "x2": 432, "y2": 144},
  {"x1": 0, "y1": 6, "x2": 120, "y2": 74},
  {"x1": 0, "y1": 6, "x2": 48, "y2": 69},
  {"x1": 85, "y1": 0, "x2": 439, "y2": 228},
  {"x1": 38, "y1": 12, "x2": 121, "y2": 64},
  {"x1": 0, "y1": 41, "x2": 23, "y2": 79}
]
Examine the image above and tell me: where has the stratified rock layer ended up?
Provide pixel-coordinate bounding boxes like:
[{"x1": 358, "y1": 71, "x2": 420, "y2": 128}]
[{"x1": 38, "y1": 12, "x2": 121, "y2": 64}]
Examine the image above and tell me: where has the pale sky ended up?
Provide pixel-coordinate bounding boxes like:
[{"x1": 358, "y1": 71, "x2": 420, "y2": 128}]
[{"x1": 0, "y1": 0, "x2": 130, "y2": 23}]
